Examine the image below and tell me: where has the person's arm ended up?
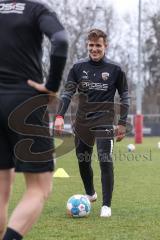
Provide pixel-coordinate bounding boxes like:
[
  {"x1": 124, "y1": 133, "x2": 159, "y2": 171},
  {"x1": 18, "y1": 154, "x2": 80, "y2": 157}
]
[
  {"x1": 28, "y1": 4, "x2": 68, "y2": 93},
  {"x1": 115, "y1": 68, "x2": 130, "y2": 141},
  {"x1": 54, "y1": 67, "x2": 78, "y2": 134}
]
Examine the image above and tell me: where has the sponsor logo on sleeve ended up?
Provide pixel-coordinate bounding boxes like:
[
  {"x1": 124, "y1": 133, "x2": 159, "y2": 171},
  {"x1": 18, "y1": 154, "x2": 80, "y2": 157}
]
[{"x1": 0, "y1": 3, "x2": 26, "y2": 14}]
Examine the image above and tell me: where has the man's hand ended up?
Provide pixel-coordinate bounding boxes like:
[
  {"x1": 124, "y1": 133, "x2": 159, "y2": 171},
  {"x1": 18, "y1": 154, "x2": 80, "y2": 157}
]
[
  {"x1": 27, "y1": 79, "x2": 57, "y2": 103},
  {"x1": 54, "y1": 116, "x2": 64, "y2": 135},
  {"x1": 28, "y1": 79, "x2": 51, "y2": 93},
  {"x1": 115, "y1": 125, "x2": 126, "y2": 142}
]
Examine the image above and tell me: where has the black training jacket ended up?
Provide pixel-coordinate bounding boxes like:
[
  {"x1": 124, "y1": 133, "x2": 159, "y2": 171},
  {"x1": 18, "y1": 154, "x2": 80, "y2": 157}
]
[
  {"x1": 0, "y1": 0, "x2": 68, "y2": 93},
  {"x1": 57, "y1": 56, "x2": 130, "y2": 125}
]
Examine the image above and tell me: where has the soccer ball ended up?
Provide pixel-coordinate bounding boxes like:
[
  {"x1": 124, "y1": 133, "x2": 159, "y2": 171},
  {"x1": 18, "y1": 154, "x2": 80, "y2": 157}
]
[
  {"x1": 66, "y1": 194, "x2": 91, "y2": 218},
  {"x1": 157, "y1": 142, "x2": 160, "y2": 149},
  {"x1": 127, "y1": 144, "x2": 135, "y2": 152}
]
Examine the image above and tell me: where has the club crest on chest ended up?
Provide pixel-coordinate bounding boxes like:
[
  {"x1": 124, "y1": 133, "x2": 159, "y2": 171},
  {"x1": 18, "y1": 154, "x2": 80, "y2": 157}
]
[{"x1": 102, "y1": 72, "x2": 110, "y2": 80}]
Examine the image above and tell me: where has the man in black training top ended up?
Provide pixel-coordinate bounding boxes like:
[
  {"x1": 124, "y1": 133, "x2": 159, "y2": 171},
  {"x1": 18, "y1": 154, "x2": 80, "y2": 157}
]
[
  {"x1": 55, "y1": 29, "x2": 129, "y2": 217},
  {"x1": 0, "y1": 0, "x2": 68, "y2": 239}
]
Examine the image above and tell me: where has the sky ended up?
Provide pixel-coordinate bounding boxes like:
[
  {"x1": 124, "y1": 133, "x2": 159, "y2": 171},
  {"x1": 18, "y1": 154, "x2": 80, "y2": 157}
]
[{"x1": 109, "y1": 0, "x2": 139, "y2": 14}]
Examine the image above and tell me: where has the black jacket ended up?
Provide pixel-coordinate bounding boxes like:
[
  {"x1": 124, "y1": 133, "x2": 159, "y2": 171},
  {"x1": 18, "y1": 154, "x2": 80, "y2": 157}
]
[
  {"x1": 0, "y1": 0, "x2": 68, "y2": 93},
  {"x1": 57, "y1": 56, "x2": 130, "y2": 126}
]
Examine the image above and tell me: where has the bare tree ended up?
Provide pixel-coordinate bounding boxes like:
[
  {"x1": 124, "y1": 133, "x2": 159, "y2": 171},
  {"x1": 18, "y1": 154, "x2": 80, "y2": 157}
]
[
  {"x1": 142, "y1": 5, "x2": 160, "y2": 113},
  {"x1": 41, "y1": 0, "x2": 116, "y2": 87}
]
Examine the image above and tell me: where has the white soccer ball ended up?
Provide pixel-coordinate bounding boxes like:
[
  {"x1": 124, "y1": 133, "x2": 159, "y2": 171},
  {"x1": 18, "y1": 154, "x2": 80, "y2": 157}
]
[
  {"x1": 127, "y1": 143, "x2": 135, "y2": 152},
  {"x1": 66, "y1": 194, "x2": 91, "y2": 218},
  {"x1": 157, "y1": 142, "x2": 160, "y2": 149}
]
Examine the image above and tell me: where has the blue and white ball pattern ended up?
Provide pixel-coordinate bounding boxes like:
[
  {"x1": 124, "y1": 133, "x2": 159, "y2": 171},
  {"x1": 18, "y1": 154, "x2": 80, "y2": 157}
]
[{"x1": 67, "y1": 194, "x2": 91, "y2": 217}]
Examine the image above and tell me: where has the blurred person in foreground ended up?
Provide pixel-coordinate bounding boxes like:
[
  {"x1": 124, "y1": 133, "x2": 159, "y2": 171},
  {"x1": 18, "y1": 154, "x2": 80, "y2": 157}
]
[{"x1": 0, "y1": 0, "x2": 68, "y2": 239}]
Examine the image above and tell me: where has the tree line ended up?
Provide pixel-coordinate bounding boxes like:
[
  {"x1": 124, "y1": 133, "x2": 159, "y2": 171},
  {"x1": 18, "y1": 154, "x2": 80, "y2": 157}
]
[{"x1": 42, "y1": 0, "x2": 160, "y2": 114}]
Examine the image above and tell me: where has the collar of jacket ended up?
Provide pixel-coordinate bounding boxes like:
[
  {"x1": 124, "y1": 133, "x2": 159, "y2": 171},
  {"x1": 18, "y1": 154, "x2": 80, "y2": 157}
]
[{"x1": 89, "y1": 55, "x2": 106, "y2": 66}]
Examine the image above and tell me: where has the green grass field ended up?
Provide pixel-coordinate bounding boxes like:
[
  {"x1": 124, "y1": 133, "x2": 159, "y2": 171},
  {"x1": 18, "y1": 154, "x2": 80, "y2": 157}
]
[{"x1": 9, "y1": 137, "x2": 160, "y2": 240}]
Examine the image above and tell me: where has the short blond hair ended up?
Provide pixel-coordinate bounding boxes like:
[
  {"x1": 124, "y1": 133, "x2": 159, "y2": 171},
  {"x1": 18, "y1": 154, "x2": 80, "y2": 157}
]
[{"x1": 87, "y1": 29, "x2": 107, "y2": 43}]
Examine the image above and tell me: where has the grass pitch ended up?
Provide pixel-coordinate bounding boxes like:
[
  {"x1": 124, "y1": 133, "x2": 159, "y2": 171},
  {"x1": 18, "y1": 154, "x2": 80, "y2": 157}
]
[{"x1": 9, "y1": 137, "x2": 160, "y2": 240}]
